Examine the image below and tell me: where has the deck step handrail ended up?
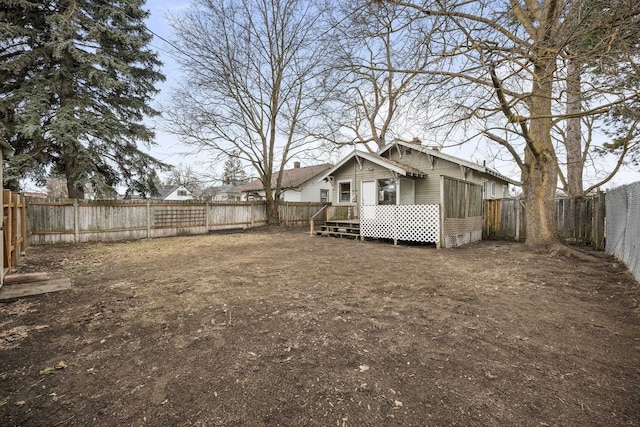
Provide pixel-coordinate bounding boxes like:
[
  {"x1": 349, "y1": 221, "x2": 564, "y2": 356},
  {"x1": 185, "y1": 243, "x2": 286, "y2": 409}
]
[
  {"x1": 309, "y1": 204, "x2": 330, "y2": 235},
  {"x1": 310, "y1": 204, "x2": 330, "y2": 220}
]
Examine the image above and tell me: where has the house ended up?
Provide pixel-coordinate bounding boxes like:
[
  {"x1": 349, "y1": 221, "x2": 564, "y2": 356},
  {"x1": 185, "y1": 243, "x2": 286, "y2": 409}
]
[
  {"x1": 316, "y1": 139, "x2": 518, "y2": 247},
  {"x1": 240, "y1": 162, "x2": 333, "y2": 203},
  {"x1": 155, "y1": 184, "x2": 194, "y2": 201},
  {"x1": 206, "y1": 181, "x2": 246, "y2": 202}
]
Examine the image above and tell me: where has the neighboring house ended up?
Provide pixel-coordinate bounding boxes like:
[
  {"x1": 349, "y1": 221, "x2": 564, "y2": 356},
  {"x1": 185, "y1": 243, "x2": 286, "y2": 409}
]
[
  {"x1": 207, "y1": 181, "x2": 246, "y2": 202},
  {"x1": 240, "y1": 162, "x2": 333, "y2": 203},
  {"x1": 155, "y1": 184, "x2": 194, "y2": 201},
  {"x1": 22, "y1": 191, "x2": 48, "y2": 199},
  {"x1": 317, "y1": 139, "x2": 518, "y2": 247}
]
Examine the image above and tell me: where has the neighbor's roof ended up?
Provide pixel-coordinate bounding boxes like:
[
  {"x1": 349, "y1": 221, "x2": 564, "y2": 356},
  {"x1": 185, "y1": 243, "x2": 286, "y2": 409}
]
[
  {"x1": 240, "y1": 164, "x2": 332, "y2": 192},
  {"x1": 155, "y1": 184, "x2": 188, "y2": 199},
  {"x1": 317, "y1": 150, "x2": 427, "y2": 182},
  {"x1": 380, "y1": 140, "x2": 520, "y2": 185}
]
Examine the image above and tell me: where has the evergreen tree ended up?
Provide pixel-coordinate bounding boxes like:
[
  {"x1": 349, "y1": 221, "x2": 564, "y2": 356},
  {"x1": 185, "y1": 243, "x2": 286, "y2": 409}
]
[
  {"x1": 222, "y1": 152, "x2": 247, "y2": 184},
  {"x1": 0, "y1": 0, "x2": 168, "y2": 198}
]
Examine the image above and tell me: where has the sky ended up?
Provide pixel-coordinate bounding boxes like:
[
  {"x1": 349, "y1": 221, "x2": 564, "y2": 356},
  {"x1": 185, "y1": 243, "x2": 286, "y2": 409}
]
[{"x1": 140, "y1": 0, "x2": 640, "y2": 191}]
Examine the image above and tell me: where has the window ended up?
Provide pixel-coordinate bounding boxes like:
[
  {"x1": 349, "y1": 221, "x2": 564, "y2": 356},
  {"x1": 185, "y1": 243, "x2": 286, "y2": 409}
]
[
  {"x1": 490, "y1": 182, "x2": 496, "y2": 198},
  {"x1": 177, "y1": 190, "x2": 188, "y2": 197},
  {"x1": 320, "y1": 189, "x2": 329, "y2": 203},
  {"x1": 338, "y1": 181, "x2": 351, "y2": 203},
  {"x1": 502, "y1": 184, "x2": 508, "y2": 198},
  {"x1": 481, "y1": 180, "x2": 488, "y2": 199},
  {"x1": 377, "y1": 178, "x2": 396, "y2": 205}
]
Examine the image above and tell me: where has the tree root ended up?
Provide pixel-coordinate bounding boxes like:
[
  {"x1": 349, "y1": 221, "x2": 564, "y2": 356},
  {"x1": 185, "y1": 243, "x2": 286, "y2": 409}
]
[{"x1": 547, "y1": 244, "x2": 602, "y2": 262}]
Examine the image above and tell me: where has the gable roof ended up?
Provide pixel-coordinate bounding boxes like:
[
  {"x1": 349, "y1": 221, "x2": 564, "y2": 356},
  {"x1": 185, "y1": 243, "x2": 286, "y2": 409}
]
[
  {"x1": 155, "y1": 184, "x2": 191, "y2": 199},
  {"x1": 317, "y1": 150, "x2": 427, "y2": 182},
  {"x1": 379, "y1": 140, "x2": 519, "y2": 185},
  {"x1": 240, "y1": 163, "x2": 332, "y2": 192}
]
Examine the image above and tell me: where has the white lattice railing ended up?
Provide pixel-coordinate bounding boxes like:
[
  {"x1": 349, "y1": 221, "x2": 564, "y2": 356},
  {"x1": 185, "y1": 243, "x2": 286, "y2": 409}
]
[{"x1": 360, "y1": 204, "x2": 440, "y2": 244}]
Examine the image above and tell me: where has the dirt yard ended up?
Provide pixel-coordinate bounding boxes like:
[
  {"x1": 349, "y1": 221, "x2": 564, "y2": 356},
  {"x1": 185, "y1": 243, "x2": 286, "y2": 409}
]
[{"x1": 1, "y1": 228, "x2": 639, "y2": 426}]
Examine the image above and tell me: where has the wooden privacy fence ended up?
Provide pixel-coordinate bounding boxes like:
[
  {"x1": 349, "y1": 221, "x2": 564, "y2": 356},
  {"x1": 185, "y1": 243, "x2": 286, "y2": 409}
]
[
  {"x1": 483, "y1": 194, "x2": 606, "y2": 249},
  {"x1": 27, "y1": 199, "x2": 326, "y2": 244},
  {"x1": 4, "y1": 190, "x2": 27, "y2": 275}
]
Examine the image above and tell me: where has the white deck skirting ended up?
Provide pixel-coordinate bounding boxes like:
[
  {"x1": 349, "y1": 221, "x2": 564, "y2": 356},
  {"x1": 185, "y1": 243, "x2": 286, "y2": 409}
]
[{"x1": 360, "y1": 204, "x2": 440, "y2": 244}]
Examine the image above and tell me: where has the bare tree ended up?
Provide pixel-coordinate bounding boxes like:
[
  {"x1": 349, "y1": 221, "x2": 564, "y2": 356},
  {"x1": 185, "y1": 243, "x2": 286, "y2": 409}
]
[
  {"x1": 167, "y1": 0, "x2": 330, "y2": 223},
  {"x1": 45, "y1": 175, "x2": 69, "y2": 199},
  {"x1": 317, "y1": 1, "x2": 441, "y2": 153},
  {"x1": 166, "y1": 163, "x2": 206, "y2": 198},
  {"x1": 557, "y1": 0, "x2": 640, "y2": 196},
  {"x1": 392, "y1": 0, "x2": 640, "y2": 249}
]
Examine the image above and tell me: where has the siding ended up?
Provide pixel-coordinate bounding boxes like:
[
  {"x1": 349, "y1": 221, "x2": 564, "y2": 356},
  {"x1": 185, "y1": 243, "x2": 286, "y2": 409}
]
[
  {"x1": 386, "y1": 147, "x2": 508, "y2": 201},
  {"x1": 299, "y1": 179, "x2": 333, "y2": 202},
  {"x1": 330, "y1": 158, "x2": 399, "y2": 217}
]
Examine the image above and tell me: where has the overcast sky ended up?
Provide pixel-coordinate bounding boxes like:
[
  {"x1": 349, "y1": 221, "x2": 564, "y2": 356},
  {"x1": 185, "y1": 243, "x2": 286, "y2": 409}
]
[{"x1": 142, "y1": 0, "x2": 640, "y2": 190}]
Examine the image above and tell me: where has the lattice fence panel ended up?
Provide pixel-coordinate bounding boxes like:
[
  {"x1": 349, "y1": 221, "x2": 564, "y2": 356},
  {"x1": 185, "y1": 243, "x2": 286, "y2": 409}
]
[
  {"x1": 360, "y1": 204, "x2": 440, "y2": 243},
  {"x1": 443, "y1": 216, "x2": 483, "y2": 248}
]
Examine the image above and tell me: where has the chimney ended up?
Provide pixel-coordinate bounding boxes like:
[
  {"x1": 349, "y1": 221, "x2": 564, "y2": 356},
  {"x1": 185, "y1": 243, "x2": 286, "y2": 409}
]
[
  {"x1": 411, "y1": 137, "x2": 422, "y2": 145},
  {"x1": 294, "y1": 161, "x2": 300, "y2": 168}
]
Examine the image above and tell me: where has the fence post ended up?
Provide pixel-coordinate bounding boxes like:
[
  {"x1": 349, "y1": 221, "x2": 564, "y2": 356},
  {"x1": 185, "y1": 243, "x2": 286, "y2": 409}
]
[
  {"x1": 205, "y1": 202, "x2": 210, "y2": 231},
  {"x1": 594, "y1": 192, "x2": 606, "y2": 250},
  {"x1": 515, "y1": 199, "x2": 521, "y2": 242},
  {"x1": 19, "y1": 195, "x2": 27, "y2": 253},
  {"x1": 73, "y1": 199, "x2": 79, "y2": 243},
  {"x1": 146, "y1": 200, "x2": 151, "y2": 239}
]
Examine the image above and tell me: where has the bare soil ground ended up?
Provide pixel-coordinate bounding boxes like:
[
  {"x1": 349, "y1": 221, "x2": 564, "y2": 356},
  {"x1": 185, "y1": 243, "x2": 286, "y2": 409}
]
[{"x1": 1, "y1": 227, "x2": 639, "y2": 426}]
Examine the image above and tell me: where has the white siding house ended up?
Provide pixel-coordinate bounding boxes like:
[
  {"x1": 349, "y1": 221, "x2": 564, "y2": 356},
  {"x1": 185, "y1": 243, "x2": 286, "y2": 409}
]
[
  {"x1": 240, "y1": 162, "x2": 333, "y2": 203},
  {"x1": 156, "y1": 185, "x2": 194, "y2": 201}
]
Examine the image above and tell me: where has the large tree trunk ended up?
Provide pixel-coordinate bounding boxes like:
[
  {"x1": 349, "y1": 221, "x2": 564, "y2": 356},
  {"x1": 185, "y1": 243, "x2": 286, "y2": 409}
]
[
  {"x1": 565, "y1": 57, "x2": 583, "y2": 197},
  {"x1": 264, "y1": 190, "x2": 280, "y2": 226},
  {"x1": 522, "y1": 59, "x2": 561, "y2": 249},
  {"x1": 64, "y1": 151, "x2": 85, "y2": 199}
]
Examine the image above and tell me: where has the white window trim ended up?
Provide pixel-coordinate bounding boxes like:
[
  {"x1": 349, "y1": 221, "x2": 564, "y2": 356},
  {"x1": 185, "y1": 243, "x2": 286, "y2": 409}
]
[
  {"x1": 490, "y1": 181, "x2": 496, "y2": 198},
  {"x1": 481, "y1": 179, "x2": 488, "y2": 199},
  {"x1": 337, "y1": 179, "x2": 353, "y2": 204}
]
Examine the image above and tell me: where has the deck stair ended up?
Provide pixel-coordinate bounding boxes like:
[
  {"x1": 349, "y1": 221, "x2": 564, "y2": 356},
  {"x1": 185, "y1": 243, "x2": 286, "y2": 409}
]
[{"x1": 315, "y1": 220, "x2": 360, "y2": 239}]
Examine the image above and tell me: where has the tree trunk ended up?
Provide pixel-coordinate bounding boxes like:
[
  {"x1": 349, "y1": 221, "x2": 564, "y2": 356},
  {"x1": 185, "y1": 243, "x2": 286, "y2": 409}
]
[
  {"x1": 522, "y1": 59, "x2": 561, "y2": 249},
  {"x1": 64, "y1": 151, "x2": 85, "y2": 199},
  {"x1": 264, "y1": 188, "x2": 280, "y2": 226},
  {"x1": 565, "y1": 57, "x2": 583, "y2": 197}
]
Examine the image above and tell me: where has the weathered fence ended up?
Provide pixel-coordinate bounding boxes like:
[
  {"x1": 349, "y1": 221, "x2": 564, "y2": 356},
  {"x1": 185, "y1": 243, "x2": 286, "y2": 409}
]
[
  {"x1": 4, "y1": 190, "x2": 27, "y2": 276},
  {"x1": 483, "y1": 194, "x2": 606, "y2": 248},
  {"x1": 606, "y1": 181, "x2": 640, "y2": 283},
  {"x1": 26, "y1": 199, "x2": 324, "y2": 244}
]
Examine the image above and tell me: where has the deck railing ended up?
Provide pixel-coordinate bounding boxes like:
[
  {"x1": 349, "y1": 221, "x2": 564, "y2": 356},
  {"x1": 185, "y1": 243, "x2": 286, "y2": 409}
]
[{"x1": 309, "y1": 204, "x2": 330, "y2": 235}]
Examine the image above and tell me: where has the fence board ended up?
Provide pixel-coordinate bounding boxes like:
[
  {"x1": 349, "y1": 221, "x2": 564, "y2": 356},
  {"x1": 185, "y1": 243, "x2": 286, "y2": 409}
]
[
  {"x1": 3, "y1": 190, "x2": 27, "y2": 276},
  {"x1": 26, "y1": 199, "x2": 325, "y2": 244},
  {"x1": 483, "y1": 194, "x2": 605, "y2": 247}
]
